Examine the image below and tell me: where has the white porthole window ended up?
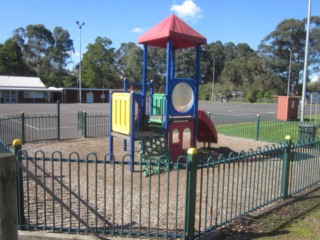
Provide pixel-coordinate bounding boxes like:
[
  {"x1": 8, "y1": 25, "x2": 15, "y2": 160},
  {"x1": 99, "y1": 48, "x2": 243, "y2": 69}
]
[{"x1": 172, "y1": 82, "x2": 194, "y2": 113}]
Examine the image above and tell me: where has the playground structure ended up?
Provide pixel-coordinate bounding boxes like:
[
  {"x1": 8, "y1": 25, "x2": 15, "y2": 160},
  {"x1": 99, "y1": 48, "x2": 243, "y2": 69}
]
[{"x1": 109, "y1": 14, "x2": 218, "y2": 171}]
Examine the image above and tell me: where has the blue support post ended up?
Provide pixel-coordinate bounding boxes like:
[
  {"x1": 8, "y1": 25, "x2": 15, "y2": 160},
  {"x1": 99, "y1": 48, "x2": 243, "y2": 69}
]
[
  {"x1": 165, "y1": 39, "x2": 172, "y2": 134},
  {"x1": 171, "y1": 48, "x2": 175, "y2": 79},
  {"x1": 124, "y1": 78, "x2": 128, "y2": 92},
  {"x1": 193, "y1": 45, "x2": 201, "y2": 147},
  {"x1": 149, "y1": 80, "x2": 154, "y2": 114},
  {"x1": 142, "y1": 44, "x2": 148, "y2": 114}
]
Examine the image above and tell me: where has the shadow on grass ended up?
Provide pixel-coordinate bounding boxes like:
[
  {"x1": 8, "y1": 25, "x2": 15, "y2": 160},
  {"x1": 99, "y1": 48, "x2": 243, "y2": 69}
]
[{"x1": 226, "y1": 185, "x2": 320, "y2": 239}]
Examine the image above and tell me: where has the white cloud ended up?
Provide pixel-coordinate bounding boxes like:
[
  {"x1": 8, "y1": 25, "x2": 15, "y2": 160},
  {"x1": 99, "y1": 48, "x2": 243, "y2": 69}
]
[
  {"x1": 131, "y1": 27, "x2": 145, "y2": 34},
  {"x1": 170, "y1": 0, "x2": 203, "y2": 21}
]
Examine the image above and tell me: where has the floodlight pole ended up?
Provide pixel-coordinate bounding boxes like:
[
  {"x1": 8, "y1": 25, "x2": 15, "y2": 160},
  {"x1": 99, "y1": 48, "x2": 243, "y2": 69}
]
[
  {"x1": 211, "y1": 57, "x2": 215, "y2": 101},
  {"x1": 301, "y1": 0, "x2": 311, "y2": 121},
  {"x1": 287, "y1": 49, "x2": 292, "y2": 96},
  {"x1": 76, "y1": 21, "x2": 85, "y2": 104}
]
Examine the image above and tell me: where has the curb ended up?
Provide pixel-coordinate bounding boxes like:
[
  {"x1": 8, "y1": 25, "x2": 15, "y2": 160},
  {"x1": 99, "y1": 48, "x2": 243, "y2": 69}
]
[{"x1": 18, "y1": 231, "x2": 99, "y2": 240}]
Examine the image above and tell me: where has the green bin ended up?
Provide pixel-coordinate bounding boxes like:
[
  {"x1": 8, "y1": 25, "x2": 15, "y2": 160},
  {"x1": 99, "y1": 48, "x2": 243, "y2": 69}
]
[{"x1": 298, "y1": 124, "x2": 317, "y2": 142}]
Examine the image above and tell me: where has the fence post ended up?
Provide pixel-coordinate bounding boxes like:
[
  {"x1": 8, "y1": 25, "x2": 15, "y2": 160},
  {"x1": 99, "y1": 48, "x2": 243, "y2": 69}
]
[
  {"x1": 57, "y1": 100, "x2": 60, "y2": 140},
  {"x1": 0, "y1": 152, "x2": 18, "y2": 240},
  {"x1": 255, "y1": 114, "x2": 260, "y2": 141},
  {"x1": 184, "y1": 148, "x2": 198, "y2": 240},
  {"x1": 12, "y1": 139, "x2": 24, "y2": 228},
  {"x1": 83, "y1": 111, "x2": 87, "y2": 138},
  {"x1": 21, "y1": 112, "x2": 25, "y2": 143},
  {"x1": 281, "y1": 135, "x2": 292, "y2": 199},
  {"x1": 77, "y1": 111, "x2": 81, "y2": 131}
]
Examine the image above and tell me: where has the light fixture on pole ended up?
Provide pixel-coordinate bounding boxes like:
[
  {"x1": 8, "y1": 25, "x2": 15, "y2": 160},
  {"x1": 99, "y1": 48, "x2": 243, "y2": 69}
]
[
  {"x1": 76, "y1": 21, "x2": 85, "y2": 103},
  {"x1": 287, "y1": 48, "x2": 292, "y2": 96},
  {"x1": 211, "y1": 57, "x2": 215, "y2": 101}
]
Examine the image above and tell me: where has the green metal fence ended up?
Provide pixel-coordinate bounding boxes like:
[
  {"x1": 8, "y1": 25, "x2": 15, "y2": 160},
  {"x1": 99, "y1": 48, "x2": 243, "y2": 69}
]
[
  {"x1": 0, "y1": 114, "x2": 22, "y2": 145},
  {"x1": 78, "y1": 111, "x2": 109, "y2": 138},
  {"x1": 13, "y1": 137, "x2": 320, "y2": 239},
  {"x1": 0, "y1": 112, "x2": 59, "y2": 145},
  {"x1": 210, "y1": 113, "x2": 319, "y2": 143},
  {"x1": 0, "y1": 102, "x2": 60, "y2": 145}
]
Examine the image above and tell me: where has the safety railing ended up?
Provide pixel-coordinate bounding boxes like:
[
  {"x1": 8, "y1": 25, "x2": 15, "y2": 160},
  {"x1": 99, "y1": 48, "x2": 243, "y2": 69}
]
[{"x1": 12, "y1": 137, "x2": 320, "y2": 239}]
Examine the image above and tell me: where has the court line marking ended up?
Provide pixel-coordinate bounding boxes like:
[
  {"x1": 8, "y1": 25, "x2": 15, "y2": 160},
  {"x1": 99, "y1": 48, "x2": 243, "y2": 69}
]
[
  {"x1": 44, "y1": 124, "x2": 108, "y2": 130},
  {"x1": 0, "y1": 116, "x2": 40, "y2": 130}
]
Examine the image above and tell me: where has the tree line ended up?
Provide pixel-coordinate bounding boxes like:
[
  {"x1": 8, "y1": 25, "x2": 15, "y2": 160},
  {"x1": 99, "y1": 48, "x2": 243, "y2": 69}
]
[{"x1": 0, "y1": 16, "x2": 319, "y2": 102}]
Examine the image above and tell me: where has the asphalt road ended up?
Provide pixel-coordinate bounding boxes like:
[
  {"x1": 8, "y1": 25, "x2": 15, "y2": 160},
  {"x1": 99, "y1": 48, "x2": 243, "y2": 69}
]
[
  {"x1": 0, "y1": 101, "x2": 280, "y2": 117},
  {"x1": 0, "y1": 103, "x2": 110, "y2": 139},
  {"x1": 0, "y1": 101, "x2": 309, "y2": 139},
  {"x1": 199, "y1": 101, "x2": 278, "y2": 119}
]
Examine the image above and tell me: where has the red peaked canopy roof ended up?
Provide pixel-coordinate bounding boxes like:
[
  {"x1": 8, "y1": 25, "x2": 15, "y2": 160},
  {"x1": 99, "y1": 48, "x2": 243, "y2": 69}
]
[{"x1": 138, "y1": 14, "x2": 207, "y2": 49}]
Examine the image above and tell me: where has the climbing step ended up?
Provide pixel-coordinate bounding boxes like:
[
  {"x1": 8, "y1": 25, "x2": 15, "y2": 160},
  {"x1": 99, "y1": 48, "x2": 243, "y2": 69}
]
[{"x1": 139, "y1": 135, "x2": 171, "y2": 176}]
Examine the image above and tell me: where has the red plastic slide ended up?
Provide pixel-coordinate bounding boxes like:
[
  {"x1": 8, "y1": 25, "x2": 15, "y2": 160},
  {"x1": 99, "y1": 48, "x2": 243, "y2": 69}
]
[{"x1": 197, "y1": 110, "x2": 218, "y2": 144}]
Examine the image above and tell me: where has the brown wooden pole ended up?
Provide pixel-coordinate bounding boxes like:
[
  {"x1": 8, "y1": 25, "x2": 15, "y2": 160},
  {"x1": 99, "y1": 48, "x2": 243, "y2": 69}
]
[{"x1": 0, "y1": 153, "x2": 18, "y2": 240}]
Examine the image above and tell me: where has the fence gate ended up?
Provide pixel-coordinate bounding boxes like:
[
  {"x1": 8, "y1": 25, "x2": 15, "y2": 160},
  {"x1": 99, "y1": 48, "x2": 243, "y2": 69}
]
[
  {"x1": 13, "y1": 141, "x2": 190, "y2": 239},
  {"x1": 14, "y1": 148, "x2": 102, "y2": 238}
]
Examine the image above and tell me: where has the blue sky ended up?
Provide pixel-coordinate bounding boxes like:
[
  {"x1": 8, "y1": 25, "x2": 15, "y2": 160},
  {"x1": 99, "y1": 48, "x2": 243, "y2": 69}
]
[{"x1": 1, "y1": 0, "x2": 319, "y2": 68}]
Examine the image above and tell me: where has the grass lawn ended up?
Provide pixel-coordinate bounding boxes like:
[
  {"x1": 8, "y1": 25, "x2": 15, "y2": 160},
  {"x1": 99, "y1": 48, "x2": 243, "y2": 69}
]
[{"x1": 216, "y1": 121, "x2": 316, "y2": 143}]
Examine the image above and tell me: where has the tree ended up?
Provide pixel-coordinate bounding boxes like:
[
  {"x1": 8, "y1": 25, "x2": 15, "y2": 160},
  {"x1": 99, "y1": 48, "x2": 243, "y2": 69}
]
[
  {"x1": 51, "y1": 27, "x2": 74, "y2": 86},
  {"x1": 236, "y1": 43, "x2": 254, "y2": 57},
  {"x1": 175, "y1": 48, "x2": 196, "y2": 79},
  {"x1": 11, "y1": 24, "x2": 74, "y2": 87},
  {"x1": 201, "y1": 41, "x2": 225, "y2": 85},
  {"x1": 114, "y1": 42, "x2": 142, "y2": 83},
  {"x1": 0, "y1": 39, "x2": 32, "y2": 75},
  {"x1": 224, "y1": 42, "x2": 237, "y2": 61},
  {"x1": 308, "y1": 16, "x2": 320, "y2": 78},
  {"x1": 258, "y1": 17, "x2": 320, "y2": 95},
  {"x1": 221, "y1": 59, "x2": 241, "y2": 90},
  {"x1": 11, "y1": 24, "x2": 55, "y2": 84},
  {"x1": 82, "y1": 37, "x2": 120, "y2": 88},
  {"x1": 23, "y1": 24, "x2": 55, "y2": 79},
  {"x1": 147, "y1": 47, "x2": 166, "y2": 91}
]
